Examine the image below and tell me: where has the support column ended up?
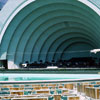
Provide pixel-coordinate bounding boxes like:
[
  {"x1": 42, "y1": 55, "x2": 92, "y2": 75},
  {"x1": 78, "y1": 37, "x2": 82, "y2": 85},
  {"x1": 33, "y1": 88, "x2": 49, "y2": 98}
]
[{"x1": 8, "y1": 60, "x2": 19, "y2": 69}]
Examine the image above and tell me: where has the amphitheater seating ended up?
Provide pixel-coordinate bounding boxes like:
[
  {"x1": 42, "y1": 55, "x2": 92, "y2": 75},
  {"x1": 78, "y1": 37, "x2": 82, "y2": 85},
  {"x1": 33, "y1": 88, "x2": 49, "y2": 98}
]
[
  {"x1": 2, "y1": 81, "x2": 100, "y2": 100},
  {"x1": 0, "y1": 83, "x2": 80, "y2": 100},
  {"x1": 12, "y1": 97, "x2": 48, "y2": 100},
  {"x1": 77, "y1": 81, "x2": 100, "y2": 99}
]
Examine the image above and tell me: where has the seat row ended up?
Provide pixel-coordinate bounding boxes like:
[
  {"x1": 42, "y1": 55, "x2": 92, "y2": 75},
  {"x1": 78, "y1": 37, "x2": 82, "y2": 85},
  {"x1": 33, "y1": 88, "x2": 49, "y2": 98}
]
[
  {"x1": 77, "y1": 81, "x2": 100, "y2": 99},
  {"x1": 0, "y1": 83, "x2": 80, "y2": 100}
]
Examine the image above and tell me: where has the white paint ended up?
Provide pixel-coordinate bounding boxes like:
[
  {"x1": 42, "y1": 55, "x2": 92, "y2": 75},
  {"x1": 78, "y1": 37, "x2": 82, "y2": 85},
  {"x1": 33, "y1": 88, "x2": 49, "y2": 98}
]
[
  {"x1": 0, "y1": 0, "x2": 36, "y2": 44},
  {"x1": 47, "y1": 66, "x2": 58, "y2": 69},
  {"x1": 90, "y1": 49, "x2": 100, "y2": 53},
  {"x1": 8, "y1": 60, "x2": 19, "y2": 69}
]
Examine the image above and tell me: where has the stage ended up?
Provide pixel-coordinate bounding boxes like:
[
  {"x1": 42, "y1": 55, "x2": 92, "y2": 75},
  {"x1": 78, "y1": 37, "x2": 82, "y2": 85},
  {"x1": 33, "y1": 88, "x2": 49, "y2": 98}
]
[{"x1": 0, "y1": 68, "x2": 100, "y2": 74}]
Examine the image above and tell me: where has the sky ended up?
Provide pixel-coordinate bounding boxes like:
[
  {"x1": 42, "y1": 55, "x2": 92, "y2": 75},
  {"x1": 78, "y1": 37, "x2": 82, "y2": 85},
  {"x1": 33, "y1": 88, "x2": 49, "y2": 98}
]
[
  {"x1": 0, "y1": 0, "x2": 8, "y2": 3},
  {"x1": 0, "y1": 0, "x2": 8, "y2": 9}
]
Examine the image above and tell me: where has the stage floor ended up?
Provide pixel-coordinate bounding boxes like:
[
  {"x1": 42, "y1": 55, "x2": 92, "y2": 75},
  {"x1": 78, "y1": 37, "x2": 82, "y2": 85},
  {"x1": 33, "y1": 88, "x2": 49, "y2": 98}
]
[{"x1": 0, "y1": 68, "x2": 100, "y2": 74}]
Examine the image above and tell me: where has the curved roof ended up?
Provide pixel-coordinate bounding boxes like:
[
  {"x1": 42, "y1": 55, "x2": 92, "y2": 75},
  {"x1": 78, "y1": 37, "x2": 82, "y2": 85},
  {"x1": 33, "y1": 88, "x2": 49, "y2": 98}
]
[{"x1": 0, "y1": 0, "x2": 100, "y2": 67}]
